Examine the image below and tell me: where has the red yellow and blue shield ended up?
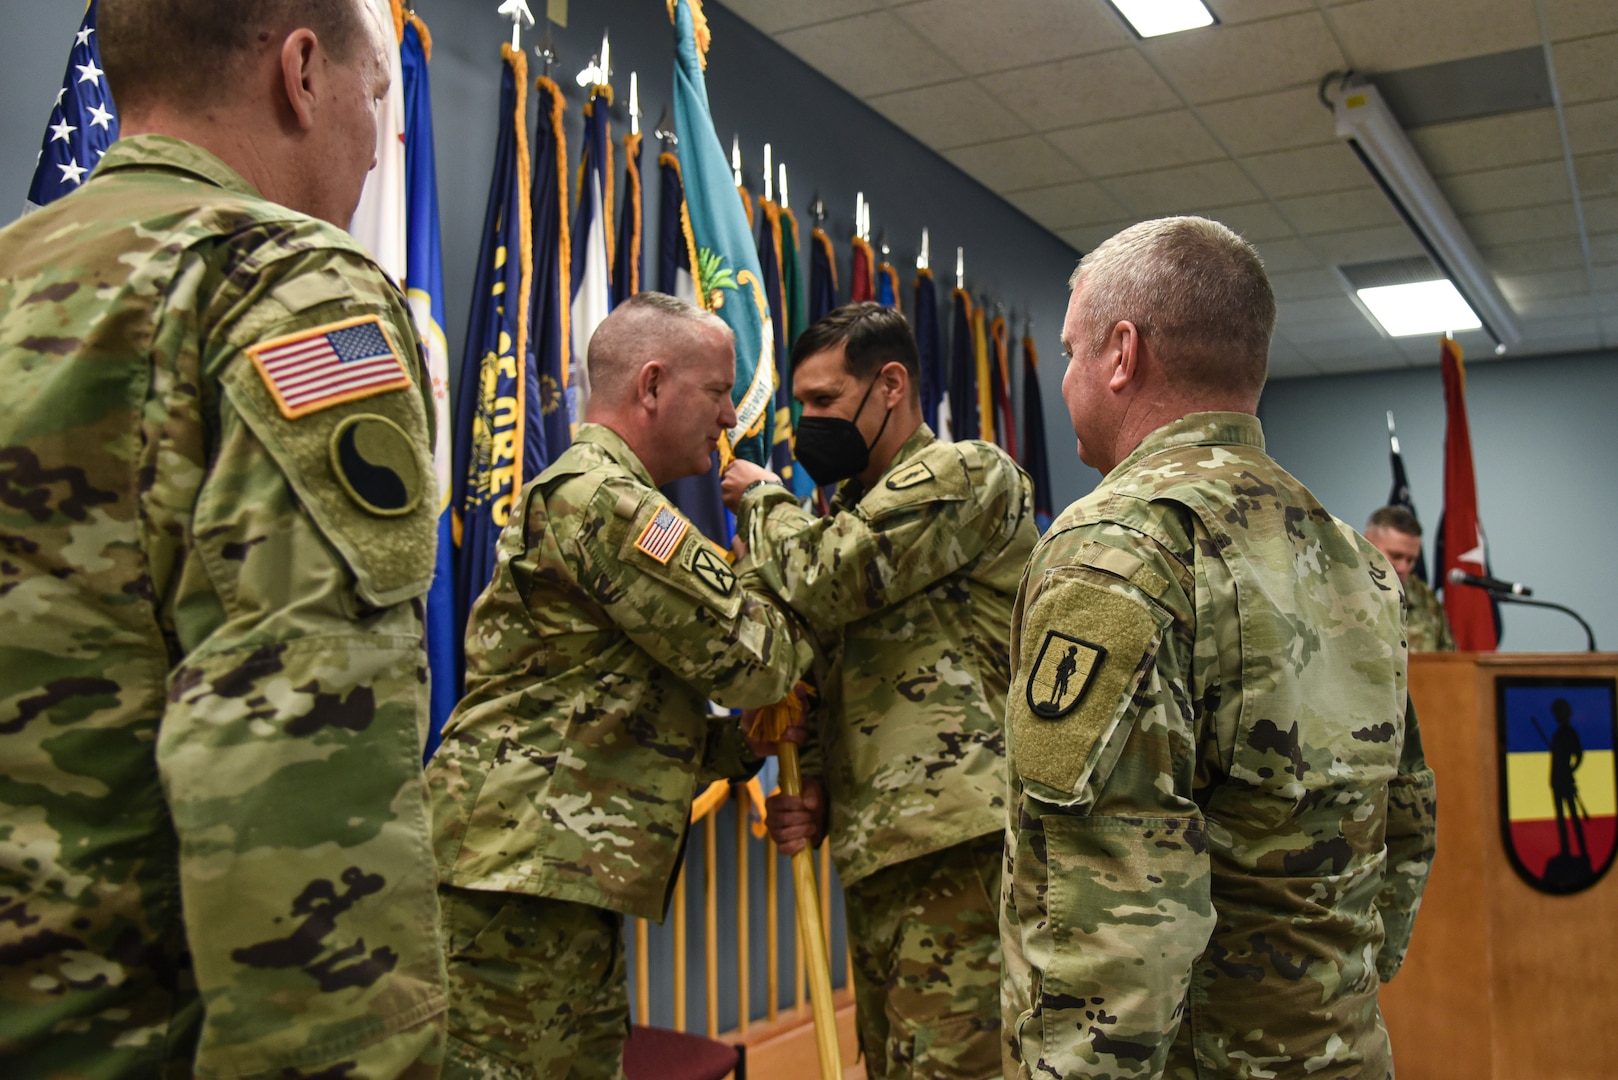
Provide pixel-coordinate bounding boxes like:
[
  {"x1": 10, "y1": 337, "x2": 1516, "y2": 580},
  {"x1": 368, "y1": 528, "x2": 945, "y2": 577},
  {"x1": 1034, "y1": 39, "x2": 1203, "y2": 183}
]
[{"x1": 1496, "y1": 677, "x2": 1618, "y2": 895}]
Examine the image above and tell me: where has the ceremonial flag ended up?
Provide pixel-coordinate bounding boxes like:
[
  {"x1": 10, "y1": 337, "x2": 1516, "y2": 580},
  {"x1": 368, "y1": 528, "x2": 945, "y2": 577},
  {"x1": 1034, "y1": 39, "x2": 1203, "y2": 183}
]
[
  {"x1": 570, "y1": 84, "x2": 614, "y2": 428},
  {"x1": 808, "y1": 225, "x2": 838, "y2": 324},
  {"x1": 1020, "y1": 332, "x2": 1053, "y2": 532},
  {"x1": 945, "y1": 287, "x2": 977, "y2": 441},
  {"x1": 25, "y1": 0, "x2": 117, "y2": 213},
  {"x1": 670, "y1": 0, "x2": 776, "y2": 466},
  {"x1": 1386, "y1": 411, "x2": 1429, "y2": 584},
  {"x1": 451, "y1": 45, "x2": 536, "y2": 640},
  {"x1": 973, "y1": 304, "x2": 993, "y2": 443},
  {"x1": 394, "y1": 11, "x2": 458, "y2": 752},
  {"x1": 989, "y1": 313, "x2": 1017, "y2": 457},
  {"x1": 351, "y1": 0, "x2": 407, "y2": 283},
  {"x1": 532, "y1": 75, "x2": 574, "y2": 463},
  {"x1": 780, "y1": 205, "x2": 816, "y2": 499},
  {"x1": 613, "y1": 130, "x2": 643, "y2": 304},
  {"x1": 850, "y1": 235, "x2": 876, "y2": 303},
  {"x1": 1436, "y1": 336, "x2": 1498, "y2": 651},
  {"x1": 914, "y1": 268, "x2": 943, "y2": 432},
  {"x1": 757, "y1": 196, "x2": 803, "y2": 492},
  {"x1": 876, "y1": 259, "x2": 901, "y2": 311},
  {"x1": 657, "y1": 148, "x2": 730, "y2": 543}
]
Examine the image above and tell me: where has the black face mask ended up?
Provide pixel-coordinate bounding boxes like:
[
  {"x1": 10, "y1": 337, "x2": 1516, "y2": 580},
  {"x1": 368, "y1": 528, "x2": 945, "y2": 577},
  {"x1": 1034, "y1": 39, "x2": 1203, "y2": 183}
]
[{"x1": 793, "y1": 374, "x2": 893, "y2": 486}]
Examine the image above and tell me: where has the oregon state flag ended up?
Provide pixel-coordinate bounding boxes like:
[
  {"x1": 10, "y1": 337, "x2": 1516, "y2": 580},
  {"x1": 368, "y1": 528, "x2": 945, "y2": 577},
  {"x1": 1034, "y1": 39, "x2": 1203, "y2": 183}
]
[
  {"x1": 1498, "y1": 678, "x2": 1618, "y2": 894},
  {"x1": 451, "y1": 45, "x2": 536, "y2": 638},
  {"x1": 669, "y1": 0, "x2": 775, "y2": 466}
]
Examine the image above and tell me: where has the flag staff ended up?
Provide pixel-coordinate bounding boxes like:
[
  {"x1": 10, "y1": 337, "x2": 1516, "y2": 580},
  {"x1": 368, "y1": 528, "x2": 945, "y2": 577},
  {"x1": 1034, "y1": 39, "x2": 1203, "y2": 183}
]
[
  {"x1": 497, "y1": 0, "x2": 533, "y2": 49},
  {"x1": 778, "y1": 163, "x2": 790, "y2": 210},
  {"x1": 629, "y1": 72, "x2": 640, "y2": 136},
  {"x1": 918, "y1": 227, "x2": 929, "y2": 270},
  {"x1": 955, "y1": 246, "x2": 965, "y2": 290},
  {"x1": 763, "y1": 143, "x2": 773, "y2": 202},
  {"x1": 731, "y1": 135, "x2": 743, "y2": 188}
]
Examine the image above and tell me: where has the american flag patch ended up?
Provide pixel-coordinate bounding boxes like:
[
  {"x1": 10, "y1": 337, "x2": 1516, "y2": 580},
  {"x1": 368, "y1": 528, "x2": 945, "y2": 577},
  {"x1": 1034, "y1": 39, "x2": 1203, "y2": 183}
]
[
  {"x1": 247, "y1": 315, "x2": 412, "y2": 419},
  {"x1": 635, "y1": 505, "x2": 690, "y2": 564}
]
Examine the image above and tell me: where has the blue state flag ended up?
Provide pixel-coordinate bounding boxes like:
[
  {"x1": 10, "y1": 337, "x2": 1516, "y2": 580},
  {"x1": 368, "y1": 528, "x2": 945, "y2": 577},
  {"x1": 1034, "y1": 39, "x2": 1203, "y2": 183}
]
[
  {"x1": 670, "y1": 0, "x2": 775, "y2": 466},
  {"x1": 808, "y1": 225, "x2": 838, "y2": 325},
  {"x1": 452, "y1": 45, "x2": 539, "y2": 647},
  {"x1": 877, "y1": 260, "x2": 900, "y2": 309},
  {"x1": 1019, "y1": 331, "x2": 1054, "y2": 533},
  {"x1": 914, "y1": 267, "x2": 942, "y2": 432},
  {"x1": 26, "y1": 0, "x2": 117, "y2": 212},
  {"x1": 614, "y1": 131, "x2": 644, "y2": 304},
  {"x1": 945, "y1": 287, "x2": 978, "y2": 441},
  {"x1": 401, "y1": 14, "x2": 458, "y2": 753},
  {"x1": 532, "y1": 75, "x2": 573, "y2": 466}
]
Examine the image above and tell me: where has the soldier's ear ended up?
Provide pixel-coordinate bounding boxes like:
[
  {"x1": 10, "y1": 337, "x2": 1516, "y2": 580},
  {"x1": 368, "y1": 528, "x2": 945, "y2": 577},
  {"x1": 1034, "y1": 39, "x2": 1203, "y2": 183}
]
[
  {"x1": 279, "y1": 29, "x2": 321, "y2": 131},
  {"x1": 638, "y1": 360, "x2": 665, "y2": 408}
]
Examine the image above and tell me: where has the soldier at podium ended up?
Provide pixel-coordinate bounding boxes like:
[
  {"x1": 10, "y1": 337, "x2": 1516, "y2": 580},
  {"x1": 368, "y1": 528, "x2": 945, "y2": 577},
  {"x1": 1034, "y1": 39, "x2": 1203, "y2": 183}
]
[{"x1": 1365, "y1": 505, "x2": 1456, "y2": 652}]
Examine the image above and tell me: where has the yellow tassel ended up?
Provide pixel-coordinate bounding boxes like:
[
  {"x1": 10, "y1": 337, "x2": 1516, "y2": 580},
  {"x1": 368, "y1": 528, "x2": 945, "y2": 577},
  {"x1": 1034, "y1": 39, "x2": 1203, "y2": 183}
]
[
  {"x1": 502, "y1": 43, "x2": 534, "y2": 495},
  {"x1": 387, "y1": 0, "x2": 405, "y2": 44},
  {"x1": 536, "y1": 75, "x2": 573, "y2": 401},
  {"x1": 668, "y1": 0, "x2": 713, "y2": 68},
  {"x1": 689, "y1": 779, "x2": 729, "y2": 823}
]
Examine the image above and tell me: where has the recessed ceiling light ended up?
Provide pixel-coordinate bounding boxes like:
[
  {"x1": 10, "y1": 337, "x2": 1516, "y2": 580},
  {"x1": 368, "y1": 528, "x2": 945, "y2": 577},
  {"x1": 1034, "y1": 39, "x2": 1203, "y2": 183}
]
[
  {"x1": 1108, "y1": 0, "x2": 1216, "y2": 38},
  {"x1": 1356, "y1": 280, "x2": 1482, "y2": 337}
]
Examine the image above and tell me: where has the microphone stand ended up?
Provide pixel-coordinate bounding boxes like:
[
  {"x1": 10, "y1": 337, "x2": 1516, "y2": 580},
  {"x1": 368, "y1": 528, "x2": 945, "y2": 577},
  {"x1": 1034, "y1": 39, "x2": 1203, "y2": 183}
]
[{"x1": 1484, "y1": 590, "x2": 1598, "y2": 652}]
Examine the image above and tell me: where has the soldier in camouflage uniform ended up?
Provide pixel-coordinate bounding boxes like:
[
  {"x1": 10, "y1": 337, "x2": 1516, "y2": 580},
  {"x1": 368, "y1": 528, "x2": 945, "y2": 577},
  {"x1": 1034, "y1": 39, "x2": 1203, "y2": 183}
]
[
  {"x1": 427, "y1": 292, "x2": 814, "y2": 1079},
  {"x1": 721, "y1": 304, "x2": 1038, "y2": 1079},
  {"x1": 0, "y1": 2, "x2": 449, "y2": 1077},
  {"x1": 1365, "y1": 505, "x2": 1457, "y2": 652},
  {"x1": 1001, "y1": 218, "x2": 1438, "y2": 1079}
]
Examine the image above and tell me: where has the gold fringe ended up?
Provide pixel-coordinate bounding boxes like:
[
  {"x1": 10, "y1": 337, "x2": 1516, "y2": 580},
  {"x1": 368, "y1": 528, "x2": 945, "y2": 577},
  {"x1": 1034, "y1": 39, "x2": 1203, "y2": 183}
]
[
  {"x1": 690, "y1": 779, "x2": 729, "y2": 823},
  {"x1": 759, "y1": 197, "x2": 787, "y2": 340},
  {"x1": 387, "y1": 0, "x2": 405, "y2": 44},
  {"x1": 502, "y1": 43, "x2": 535, "y2": 494},
  {"x1": 661, "y1": 152, "x2": 705, "y2": 311},
  {"x1": 405, "y1": 10, "x2": 432, "y2": 60},
  {"x1": 738, "y1": 184, "x2": 754, "y2": 230},
  {"x1": 915, "y1": 265, "x2": 933, "y2": 288},
  {"x1": 851, "y1": 236, "x2": 875, "y2": 301},
  {"x1": 667, "y1": 0, "x2": 712, "y2": 69},
  {"x1": 537, "y1": 74, "x2": 572, "y2": 396},
  {"x1": 1022, "y1": 333, "x2": 1038, "y2": 369},
  {"x1": 813, "y1": 228, "x2": 838, "y2": 292},
  {"x1": 991, "y1": 315, "x2": 1012, "y2": 453},
  {"x1": 624, "y1": 132, "x2": 643, "y2": 297},
  {"x1": 972, "y1": 304, "x2": 992, "y2": 445}
]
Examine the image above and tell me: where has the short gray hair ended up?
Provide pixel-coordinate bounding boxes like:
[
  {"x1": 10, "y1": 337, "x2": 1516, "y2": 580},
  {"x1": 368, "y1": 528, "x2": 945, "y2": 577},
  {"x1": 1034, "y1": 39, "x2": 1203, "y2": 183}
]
[
  {"x1": 1070, "y1": 216, "x2": 1275, "y2": 398},
  {"x1": 586, "y1": 292, "x2": 734, "y2": 404}
]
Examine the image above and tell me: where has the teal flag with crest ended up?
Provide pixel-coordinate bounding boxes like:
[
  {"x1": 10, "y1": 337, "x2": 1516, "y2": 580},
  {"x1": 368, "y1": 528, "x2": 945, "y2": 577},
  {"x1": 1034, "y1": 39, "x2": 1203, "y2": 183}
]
[{"x1": 669, "y1": 0, "x2": 775, "y2": 465}]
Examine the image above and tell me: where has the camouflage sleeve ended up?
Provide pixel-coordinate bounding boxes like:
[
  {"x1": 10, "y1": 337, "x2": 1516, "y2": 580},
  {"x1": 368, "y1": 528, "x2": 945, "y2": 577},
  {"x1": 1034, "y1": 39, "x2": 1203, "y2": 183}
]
[
  {"x1": 158, "y1": 249, "x2": 446, "y2": 1078},
  {"x1": 1004, "y1": 526, "x2": 1211, "y2": 1079},
  {"x1": 737, "y1": 444, "x2": 1020, "y2": 635},
  {"x1": 578, "y1": 486, "x2": 813, "y2": 711},
  {"x1": 1376, "y1": 693, "x2": 1437, "y2": 981}
]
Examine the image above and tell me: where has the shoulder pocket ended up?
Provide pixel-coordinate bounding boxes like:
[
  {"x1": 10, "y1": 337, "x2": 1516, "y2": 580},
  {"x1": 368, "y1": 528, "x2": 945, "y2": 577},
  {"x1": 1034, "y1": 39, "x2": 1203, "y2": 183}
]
[{"x1": 221, "y1": 349, "x2": 436, "y2": 607}]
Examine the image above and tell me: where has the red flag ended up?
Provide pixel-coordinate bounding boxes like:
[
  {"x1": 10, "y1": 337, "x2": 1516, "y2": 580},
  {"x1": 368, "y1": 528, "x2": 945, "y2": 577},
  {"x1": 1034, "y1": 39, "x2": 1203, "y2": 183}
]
[
  {"x1": 849, "y1": 235, "x2": 875, "y2": 303},
  {"x1": 1438, "y1": 336, "x2": 1497, "y2": 651}
]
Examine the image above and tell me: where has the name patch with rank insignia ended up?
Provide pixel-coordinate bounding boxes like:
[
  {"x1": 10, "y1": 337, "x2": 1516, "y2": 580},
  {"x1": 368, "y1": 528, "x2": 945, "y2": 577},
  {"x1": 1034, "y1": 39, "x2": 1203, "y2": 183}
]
[{"x1": 687, "y1": 542, "x2": 737, "y2": 595}]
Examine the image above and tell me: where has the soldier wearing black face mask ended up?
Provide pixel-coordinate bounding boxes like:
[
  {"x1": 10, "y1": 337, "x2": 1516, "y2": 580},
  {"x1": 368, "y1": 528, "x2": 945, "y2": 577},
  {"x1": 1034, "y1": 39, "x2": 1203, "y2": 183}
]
[{"x1": 720, "y1": 303, "x2": 1038, "y2": 1080}]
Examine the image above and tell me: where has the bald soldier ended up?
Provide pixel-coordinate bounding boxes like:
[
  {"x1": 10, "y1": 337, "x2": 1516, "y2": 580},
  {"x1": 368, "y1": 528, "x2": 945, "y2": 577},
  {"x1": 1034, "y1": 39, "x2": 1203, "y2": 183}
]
[
  {"x1": 0, "y1": 1, "x2": 449, "y2": 1077},
  {"x1": 427, "y1": 292, "x2": 813, "y2": 1079},
  {"x1": 1001, "y1": 217, "x2": 1437, "y2": 1079},
  {"x1": 1365, "y1": 506, "x2": 1456, "y2": 652}
]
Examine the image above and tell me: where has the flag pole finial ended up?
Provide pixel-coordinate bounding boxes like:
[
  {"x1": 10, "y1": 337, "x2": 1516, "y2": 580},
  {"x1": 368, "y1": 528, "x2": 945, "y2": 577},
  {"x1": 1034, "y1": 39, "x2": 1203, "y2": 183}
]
[
  {"x1": 654, "y1": 105, "x2": 676, "y2": 145},
  {"x1": 763, "y1": 143, "x2": 773, "y2": 202},
  {"x1": 955, "y1": 247, "x2": 965, "y2": 290},
  {"x1": 778, "y1": 164, "x2": 789, "y2": 210},
  {"x1": 730, "y1": 135, "x2": 743, "y2": 188},
  {"x1": 497, "y1": 0, "x2": 534, "y2": 50},
  {"x1": 629, "y1": 71, "x2": 640, "y2": 135},
  {"x1": 918, "y1": 228, "x2": 929, "y2": 270}
]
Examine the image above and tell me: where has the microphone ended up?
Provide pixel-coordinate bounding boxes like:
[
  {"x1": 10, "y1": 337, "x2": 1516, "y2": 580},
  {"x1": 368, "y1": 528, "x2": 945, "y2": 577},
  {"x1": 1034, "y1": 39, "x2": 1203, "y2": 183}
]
[{"x1": 1447, "y1": 567, "x2": 1533, "y2": 597}]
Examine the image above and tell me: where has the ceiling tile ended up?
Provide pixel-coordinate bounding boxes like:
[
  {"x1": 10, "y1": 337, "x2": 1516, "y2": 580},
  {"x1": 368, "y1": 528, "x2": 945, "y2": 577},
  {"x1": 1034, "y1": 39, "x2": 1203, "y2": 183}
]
[
  {"x1": 1142, "y1": 11, "x2": 1347, "y2": 105},
  {"x1": 1573, "y1": 151, "x2": 1618, "y2": 199},
  {"x1": 720, "y1": 0, "x2": 889, "y2": 35},
  {"x1": 1199, "y1": 86, "x2": 1339, "y2": 155},
  {"x1": 1552, "y1": 33, "x2": 1618, "y2": 104},
  {"x1": 1108, "y1": 161, "x2": 1266, "y2": 216},
  {"x1": 1499, "y1": 269, "x2": 1594, "y2": 305},
  {"x1": 1539, "y1": 0, "x2": 1618, "y2": 41},
  {"x1": 1590, "y1": 231, "x2": 1618, "y2": 264},
  {"x1": 1308, "y1": 222, "x2": 1426, "y2": 264},
  {"x1": 1276, "y1": 187, "x2": 1404, "y2": 233},
  {"x1": 944, "y1": 136, "x2": 1085, "y2": 193},
  {"x1": 1406, "y1": 108, "x2": 1564, "y2": 176},
  {"x1": 1438, "y1": 160, "x2": 1574, "y2": 215},
  {"x1": 979, "y1": 49, "x2": 1181, "y2": 131},
  {"x1": 1583, "y1": 195, "x2": 1618, "y2": 232},
  {"x1": 1300, "y1": 341, "x2": 1408, "y2": 374},
  {"x1": 1044, "y1": 110, "x2": 1225, "y2": 178},
  {"x1": 1205, "y1": 0, "x2": 1318, "y2": 25},
  {"x1": 1564, "y1": 100, "x2": 1618, "y2": 155},
  {"x1": 1326, "y1": 0, "x2": 1540, "y2": 70},
  {"x1": 892, "y1": 0, "x2": 1132, "y2": 76},
  {"x1": 869, "y1": 80, "x2": 1031, "y2": 150},
  {"x1": 1481, "y1": 236, "x2": 1591, "y2": 274},
  {"x1": 1510, "y1": 293, "x2": 1599, "y2": 320},
  {"x1": 1266, "y1": 352, "x2": 1322, "y2": 379},
  {"x1": 1056, "y1": 219, "x2": 1138, "y2": 253},
  {"x1": 1250, "y1": 237, "x2": 1326, "y2": 272},
  {"x1": 1462, "y1": 203, "x2": 1581, "y2": 246},
  {"x1": 1245, "y1": 142, "x2": 1370, "y2": 198},
  {"x1": 1268, "y1": 267, "x2": 1346, "y2": 300},
  {"x1": 776, "y1": 12, "x2": 961, "y2": 98},
  {"x1": 1193, "y1": 202, "x2": 1296, "y2": 243},
  {"x1": 1277, "y1": 297, "x2": 1369, "y2": 328},
  {"x1": 1008, "y1": 182, "x2": 1133, "y2": 230}
]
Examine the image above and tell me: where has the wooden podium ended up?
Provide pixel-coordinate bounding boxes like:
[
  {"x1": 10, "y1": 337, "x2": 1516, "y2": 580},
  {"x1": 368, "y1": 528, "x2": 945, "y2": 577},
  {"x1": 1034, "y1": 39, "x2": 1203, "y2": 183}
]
[{"x1": 1382, "y1": 652, "x2": 1618, "y2": 1079}]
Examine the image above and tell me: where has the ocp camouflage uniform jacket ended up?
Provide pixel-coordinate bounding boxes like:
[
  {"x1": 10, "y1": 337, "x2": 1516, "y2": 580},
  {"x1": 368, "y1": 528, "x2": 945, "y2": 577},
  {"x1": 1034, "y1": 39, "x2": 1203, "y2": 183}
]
[
  {"x1": 428, "y1": 424, "x2": 812, "y2": 921},
  {"x1": 1002, "y1": 413, "x2": 1438, "y2": 1080},
  {"x1": 0, "y1": 136, "x2": 447, "y2": 1079},
  {"x1": 737, "y1": 424, "x2": 1038, "y2": 884},
  {"x1": 1405, "y1": 574, "x2": 1456, "y2": 652}
]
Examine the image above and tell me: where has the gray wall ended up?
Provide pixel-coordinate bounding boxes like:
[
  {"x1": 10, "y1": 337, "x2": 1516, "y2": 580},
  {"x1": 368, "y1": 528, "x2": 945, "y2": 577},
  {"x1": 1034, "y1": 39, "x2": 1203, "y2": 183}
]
[{"x1": 1259, "y1": 353, "x2": 1618, "y2": 654}]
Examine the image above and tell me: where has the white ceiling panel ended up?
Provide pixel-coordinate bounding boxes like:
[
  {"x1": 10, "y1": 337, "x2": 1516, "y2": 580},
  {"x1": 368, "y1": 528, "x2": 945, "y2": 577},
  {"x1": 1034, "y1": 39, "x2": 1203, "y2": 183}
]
[
  {"x1": 1267, "y1": 267, "x2": 1346, "y2": 300},
  {"x1": 1205, "y1": 0, "x2": 1318, "y2": 25},
  {"x1": 1438, "y1": 160, "x2": 1574, "y2": 216},
  {"x1": 775, "y1": 11, "x2": 959, "y2": 98},
  {"x1": 979, "y1": 49, "x2": 1182, "y2": 131},
  {"x1": 1482, "y1": 236, "x2": 1592, "y2": 273},
  {"x1": 1110, "y1": 161, "x2": 1266, "y2": 217},
  {"x1": 1406, "y1": 109, "x2": 1565, "y2": 176},
  {"x1": 944, "y1": 136, "x2": 1085, "y2": 193},
  {"x1": 1463, "y1": 203, "x2": 1582, "y2": 246},
  {"x1": 1045, "y1": 110, "x2": 1225, "y2": 178},
  {"x1": 1056, "y1": 219, "x2": 1139, "y2": 253},
  {"x1": 1142, "y1": 11, "x2": 1346, "y2": 105},
  {"x1": 1539, "y1": 0, "x2": 1618, "y2": 41},
  {"x1": 1307, "y1": 223, "x2": 1427, "y2": 264},
  {"x1": 1193, "y1": 201, "x2": 1296, "y2": 243},
  {"x1": 1198, "y1": 86, "x2": 1338, "y2": 155},
  {"x1": 1275, "y1": 187, "x2": 1404, "y2": 234},
  {"x1": 1563, "y1": 100, "x2": 1618, "y2": 155},
  {"x1": 893, "y1": 0, "x2": 1132, "y2": 76},
  {"x1": 1007, "y1": 181, "x2": 1133, "y2": 231},
  {"x1": 1244, "y1": 142, "x2": 1370, "y2": 199},
  {"x1": 1573, "y1": 151, "x2": 1618, "y2": 199},
  {"x1": 1249, "y1": 237, "x2": 1326, "y2": 273},
  {"x1": 868, "y1": 79, "x2": 1031, "y2": 150},
  {"x1": 1551, "y1": 33, "x2": 1618, "y2": 105},
  {"x1": 1327, "y1": 0, "x2": 1541, "y2": 71},
  {"x1": 718, "y1": 0, "x2": 888, "y2": 34},
  {"x1": 1583, "y1": 196, "x2": 1618, "y2": 232}
]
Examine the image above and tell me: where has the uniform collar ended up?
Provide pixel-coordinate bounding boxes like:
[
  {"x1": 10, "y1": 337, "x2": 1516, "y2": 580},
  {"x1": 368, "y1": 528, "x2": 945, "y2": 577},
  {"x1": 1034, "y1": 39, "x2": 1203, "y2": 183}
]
[
  {"x1": 833, "y1": 422, "x2": 935, "y2": 509},
  {"x1": 573, "y1": 423, "x2": 658, "y2": 489},
  {"x1": 1108, "y1": 412, "x2": 1265, "y2": 480},
  {"x1": 92, "y1": 134, "x2": 261, "y2": 199}
]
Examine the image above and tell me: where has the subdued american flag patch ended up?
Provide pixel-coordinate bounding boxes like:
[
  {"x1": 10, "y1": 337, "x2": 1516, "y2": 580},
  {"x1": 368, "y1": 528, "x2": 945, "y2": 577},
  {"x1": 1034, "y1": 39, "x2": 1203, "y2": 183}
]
[
  {"x1": 247, "y1": 315, "x2": 412, "y2": 419},
  {"x1": 635, "y1": 505, "x2": 690, "y2": 564}
]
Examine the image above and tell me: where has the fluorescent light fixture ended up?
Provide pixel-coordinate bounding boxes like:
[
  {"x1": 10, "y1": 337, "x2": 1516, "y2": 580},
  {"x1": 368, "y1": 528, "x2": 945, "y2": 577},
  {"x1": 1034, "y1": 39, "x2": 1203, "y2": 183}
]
[
  {"x1": 1326, "y1": 76, "x2": 1521, "y2": 351},
  {"x1": 1356, "y1": 280, "x2": 1482, "y2": 337},
  {"x1": 1108, "y1": 0, "x2": 1215, "y2": 38}
]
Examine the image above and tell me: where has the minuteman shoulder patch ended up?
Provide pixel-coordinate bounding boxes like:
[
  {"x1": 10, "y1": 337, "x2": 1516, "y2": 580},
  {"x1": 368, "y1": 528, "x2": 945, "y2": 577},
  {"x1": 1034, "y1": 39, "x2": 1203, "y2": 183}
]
[
  {"x1": 247, "y1": 315, "x2": 412, "y2": 420},
  {"x1": 686, "y1": 541, "x2": 737, "y2": 595},
  {"x1": 885, "y1": 460, "x2": 935, "y2": 491},
  {"x1": 1026, "y1": 631, "x2": 1107, "y2": 719}
]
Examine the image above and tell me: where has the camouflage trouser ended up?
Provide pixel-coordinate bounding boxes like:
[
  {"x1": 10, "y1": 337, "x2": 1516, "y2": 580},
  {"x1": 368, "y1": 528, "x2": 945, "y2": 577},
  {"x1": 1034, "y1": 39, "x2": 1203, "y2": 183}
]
[
  {"x1": 439, "y1": 886, "x2": 629, "y2": 1080},
  {"x1": 843, "y1": 833, "x2": 1003, "y2": 1080}
]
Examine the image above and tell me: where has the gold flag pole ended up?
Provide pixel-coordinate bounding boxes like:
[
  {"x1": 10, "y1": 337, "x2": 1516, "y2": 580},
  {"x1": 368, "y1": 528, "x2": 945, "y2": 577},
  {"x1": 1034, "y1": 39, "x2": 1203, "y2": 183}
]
[{"x1": 749, "y1": 694, "x2": 841, "y2": 1080}]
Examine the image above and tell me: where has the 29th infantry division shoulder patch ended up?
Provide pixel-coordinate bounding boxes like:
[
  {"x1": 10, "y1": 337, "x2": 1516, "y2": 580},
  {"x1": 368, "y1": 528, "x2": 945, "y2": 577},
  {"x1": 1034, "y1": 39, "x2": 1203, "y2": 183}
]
[
  {"x1": 247, "y1": 315, "x2": 412, "y2": 419},
  {"x1": 1026, "y1": 631, "x2": 1107, "y2": 719}
]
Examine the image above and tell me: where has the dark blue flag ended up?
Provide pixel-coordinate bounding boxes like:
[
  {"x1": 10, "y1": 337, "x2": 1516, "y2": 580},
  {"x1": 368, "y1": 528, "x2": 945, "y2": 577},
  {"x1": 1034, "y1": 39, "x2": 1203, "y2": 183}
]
[
  {"x1": 26, "y1": 0, "x2": 117, "y2": 212},
  {"x1": 1386, "y1": 411, "x2": 1428, "y2": 585},
  {"x1": 877, "y1": 261, "x2": 900, "y2": 310},
  {"x1": 452, "y1": 45, "x2": 538, "y2": 642},
  {"x1": 758, "y1": 197, "x2": 803, "y2": 492},
  {"x1": 946, "y1": 287, "x2": 979, "y2": 441},
  {"x1": 914, "y1": 267, "x2": 942, "y2": 432},
  {"x1": 532, "y1": 75, "x2": 573, "y2": 466},
  {"x1": 808, "y1": 226, "x2": 838, "y2": 324},
  {"x1": 1020, "y1": 332, "x2": 1054, "y2": 533},
  {"x1": 613, "y1": 131, "x2": 643, "y2": 305},
  {"x1": 570, "y1": 84, "x2": 614, "y2": 428}
]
